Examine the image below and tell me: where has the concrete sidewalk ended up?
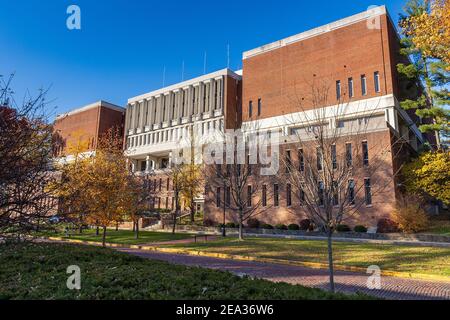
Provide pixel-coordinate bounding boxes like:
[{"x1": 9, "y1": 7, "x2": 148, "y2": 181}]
[{"x1": 119, "y1": 248, "x2": 450, "y2": 300}]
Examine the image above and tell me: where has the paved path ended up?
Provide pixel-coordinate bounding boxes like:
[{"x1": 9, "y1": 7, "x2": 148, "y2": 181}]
[
  {"x1": 118, "y1": 248, "x2": 450, "y2": 300},
  {"x1": 146, "y1": 235, "x2": 217, "y2": 246}
]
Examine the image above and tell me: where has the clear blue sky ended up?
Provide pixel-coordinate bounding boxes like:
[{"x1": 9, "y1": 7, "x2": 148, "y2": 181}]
[{"x1": 0, "y1": 0, "x2": 407, "y2": 119}]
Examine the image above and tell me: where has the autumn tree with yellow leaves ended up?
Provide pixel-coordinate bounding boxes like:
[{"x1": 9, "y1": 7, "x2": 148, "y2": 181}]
[
  {"x1": 402, "y1": 151, "x2": 450, "y2": 205},
  {"x1": 400, "y1": 0, "x2": 450, "y2": 67},
  {"x1": 180, "y1": 163, "x2": 204, "y2": 223},
  {"x1": 397, "y1": 0, "x2": 449, "y2": 148},
  {"x1": 53, "y1": 127, "x2": 138, "y2": 246}
]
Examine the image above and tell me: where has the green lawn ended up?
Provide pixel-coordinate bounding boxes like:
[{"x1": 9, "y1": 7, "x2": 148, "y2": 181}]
[
  {"x1": 0, "y1": 243, "x2": 367, "y2": 300},
  {"x1": 166, "y1": 237, "x2": 450, "y2": 277},
  {"x1": 59, "y1": 229, "x2": 192, "y2": 245},
  {"x1": 423, "y1": 220, "x2": 450, "y2": 236}
]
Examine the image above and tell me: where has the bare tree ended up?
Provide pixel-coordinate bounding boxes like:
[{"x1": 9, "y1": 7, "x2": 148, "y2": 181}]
[
  {"x1": 206, "y1": 128, "x2": 270, "y2": 241},
  {"x1": 281, "y1": 76, "x2": 405, "y2": 292},
  {"x1": 0, "y1": 74, "x2": 57, "y2": 239}
]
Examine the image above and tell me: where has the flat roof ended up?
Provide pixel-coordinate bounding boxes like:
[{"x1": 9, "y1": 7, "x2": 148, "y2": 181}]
[
  {"x1": 55, "y1": 100, "x2": 124, "y2": 120},
  {"x1": 128, "y1": 68, "x2": 241, "y2": 104},
  {"x1": 243, "y1": 5, "x2": 388, "y2": 60}
]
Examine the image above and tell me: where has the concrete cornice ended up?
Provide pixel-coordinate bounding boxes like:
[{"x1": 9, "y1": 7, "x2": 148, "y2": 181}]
[
  {"x1": 128, "y1": 68, "x2": 242, "y2": 104},
  {"x1": 55, "y1": 100, "x2": 124, "y2": 120},
  {"x1": 243, "y1": 5, "x2": 388, "y2": 60}
]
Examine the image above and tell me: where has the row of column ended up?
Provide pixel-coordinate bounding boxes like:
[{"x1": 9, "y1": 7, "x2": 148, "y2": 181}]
[{"x1": 126, "y1": 78, "x2": 224, "y2": 133}]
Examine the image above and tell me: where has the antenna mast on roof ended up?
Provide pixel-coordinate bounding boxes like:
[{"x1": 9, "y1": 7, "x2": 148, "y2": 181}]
[{"x1": 203, "y1": 51, "x2": 207, "y2": 75}]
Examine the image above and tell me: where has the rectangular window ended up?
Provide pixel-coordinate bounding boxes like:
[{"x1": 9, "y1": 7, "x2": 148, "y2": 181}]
[
  {"x1": 167, "y1": 178, "x2": 170, "y2": 190},
  {"x1": 216, "y1": 164, "x2": 222, "y2": 177},
  {"x1": 317, "y1": 147, "x2": 323, "y2": 171},
  {"x1": 216, "y1": 187, "x2": 221, "y2": 208},
  {"x1": 247, "y1": 185, "x2": 252, "y2": 208},
  {"x1": 286, "y1": 184, "x2": 292, "y2": 207},
  {"x1": 362, "y1": 141, "x2": 369, "y2": 166},
  {"x1": 348, "y1": 77, "x2": 354, "y2": 98},
  {"x1": 249, "y1": 100, "x2": 253, "y2": 118},
  {"x1": 318, "y1": 182, "x2": 324, "y2": 206},
  {"x1": 364, "y1": 178, "x2": 372, "y2": 205},
  {"x1": 226, "y1": 187, "x2": 231, "y2": 206},
  {"x1": 285, "y1": 150, "x2": 292, "y2": 173},
  {"x1": 159, "y1": 178, "x2": 162, "y2": 191},
  {"x1": 274, "y1": 184, "x2": 279, "y2": 207},
  {"x1": 262, "y1": 185, "x2": 267, "y2": 207},
  {"x1": 346, "y1": 143, "x2": 353, "y2": 167},
  {"x1": 299, "y1": 188, "x2": 305, "y2": 203},
  {"x1": 374, "y1": 71, "x2": 380, "y2": 93},
  {"x1": 361, "y1": 75, "x2": 367, "y2": 96},
  {"x1": 348, "y1": 179, "x2": 355, "y2": 205},
  {"x1": 298, "y1": 149, "x2": 304, "y2": 172},
  {"x1": 257, "y1": 98, "x2": 262, "y2": 116},
  {"x1": 336, "y1": 80, "x2": 341, "y2": 100},
  {"x1": 332, "y1": 181, "x2": 339, "y2": 206},
  {"x1": 331, "y1": 144, "x2": 337, "y2": 169}
]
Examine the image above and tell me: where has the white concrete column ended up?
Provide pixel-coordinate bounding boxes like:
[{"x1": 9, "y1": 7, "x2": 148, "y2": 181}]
[
  {"x1": 146, "y1": 156, "x2": 151, "y2": 173},
  {"x1": 199, "y1": 83, "x2": 205, "y2": 114},
  {"x1": 139, "y1": 101, "x2": 146, "y2": 129},
  {"x1": 187, "y1": 86, "x2": 193, "y2": 117}
]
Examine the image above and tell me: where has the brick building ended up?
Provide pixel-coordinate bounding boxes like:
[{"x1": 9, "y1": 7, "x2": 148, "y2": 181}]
[
  {"x1": 201, "y1": 5, "x2": 425, "y2": 227},
  {"x1": 118, "y1": 5, "x2": 426, "y2": 227},
  {"x1": 53, "y1": 100, "x2": 125, "y2": 163}
]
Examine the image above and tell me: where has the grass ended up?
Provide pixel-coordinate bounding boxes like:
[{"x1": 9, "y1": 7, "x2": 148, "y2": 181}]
[
  {"x1": 0, "y1": 242, "x2": 367, "y2": 300},
  {"x1": 423, "y1": 220, "x2": 450, "y2": 236},
  {"x1": 165, "y1": 237, "x2": 450, "y2": 277},
  {"x1": 57, "y1": 229, "x2": 193, "y2": 245}
]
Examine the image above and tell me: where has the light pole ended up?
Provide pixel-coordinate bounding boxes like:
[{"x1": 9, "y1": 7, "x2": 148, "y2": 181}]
[{"x1": 222, "y1": 179, "x2": 226, "y2": 237}]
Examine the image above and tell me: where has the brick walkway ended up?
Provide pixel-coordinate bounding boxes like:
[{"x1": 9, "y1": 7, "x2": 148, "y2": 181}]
[{"x1": 119, "y1": 248, "x2": 450, "y2": 300}]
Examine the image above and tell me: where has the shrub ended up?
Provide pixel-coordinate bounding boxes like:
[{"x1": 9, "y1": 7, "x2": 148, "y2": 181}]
[
  {"x1": 377, "y1": 218, "x2": 400, "y2": 233},
  {"x1": 299, "y1": 219, "x2": 311, "y2": 231},
  {"x1": 288, "y1": 224, "x2": 300, "y2": 230},
  {"x1": 261, "y1": 223, "x2": 273, "y2": 229},
  {"x1": 392, "y1": 197, "x2": 429, "y2": 233},
  {"x1": 225, "y1": 222, "x2": 237, "y2": 228},
  {"x1": 354, "y1": 225, "x2": 368, "y2": 233},
  {"x1": 217, "y1": 223, "x2": 225, "y2": 228},
  {"x1": 246, "y1": 218, "x2": 260, "y2": 229},
  {"x1": 203, "y1": 219, "x2": 215, "y2": 227},
  {"x1": 275, "y1": 224, "x2": 288, "y2": 230},
  {"x1": 336, "y1": 224, "x2": 351, "y2": 232}
]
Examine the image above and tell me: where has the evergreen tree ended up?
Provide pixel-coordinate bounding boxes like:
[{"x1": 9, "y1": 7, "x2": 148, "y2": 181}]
[{"x1": 397, "y1": 0, "x2": 450, "y2": 148}]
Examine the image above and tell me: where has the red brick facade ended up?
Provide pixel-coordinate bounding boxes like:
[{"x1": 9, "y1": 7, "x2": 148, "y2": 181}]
[{"x1": 53, "y1": 101, "x2": 124, "y2": 157}]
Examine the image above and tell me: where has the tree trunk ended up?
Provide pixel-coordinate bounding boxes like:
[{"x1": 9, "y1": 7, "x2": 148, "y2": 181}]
[
  {"x1": 135, "y1": 220, "x2": 139, "y2": 239},
  {"x1": 190, "y1": 204, "x2": 196, "y2": 223},
  {"x1": 79, "y1": 214, "x2": 83, "y2": 233},
  {"x1": 102, "y1": 226, "x2": 107, "y2": 247},
  {"x1": 115, "y1": 222, "x2": 119, "y2": 231},
  {"x1": 326, "y1": 230, "x2": 335, "y2": 293},
  {"x1": 95, "y1": 226, "x2": 99, "y2": 236},
  {"x1": 172, "y1": 212, "x2": 177, "y2": 235},
  {"x1": 238, "y1": 210, "x2": 244, "y2": 241},
  {"x1": 132, "y1": 221, "x2": 136, "y2": 232}
]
